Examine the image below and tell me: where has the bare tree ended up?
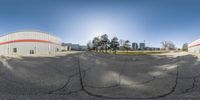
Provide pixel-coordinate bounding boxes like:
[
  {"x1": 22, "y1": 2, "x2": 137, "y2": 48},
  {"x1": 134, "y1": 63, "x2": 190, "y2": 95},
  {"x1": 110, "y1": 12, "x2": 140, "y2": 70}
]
[
  {"x1": 110, "y1": 37, "x2": 119, "y2": 54},
  {"x1": 161, "y1": 41, "x2": 175, "y2": 50},
  {"x1": 123, "y1": 40, "x2": 131, "y2": 53}
]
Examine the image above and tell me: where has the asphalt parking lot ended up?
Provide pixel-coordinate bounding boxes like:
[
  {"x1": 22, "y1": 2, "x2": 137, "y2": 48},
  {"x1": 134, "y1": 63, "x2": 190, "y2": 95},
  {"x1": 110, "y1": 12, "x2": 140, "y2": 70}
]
[{"x1": 0, "y1": 52, "x2": 200, "y2": 100}]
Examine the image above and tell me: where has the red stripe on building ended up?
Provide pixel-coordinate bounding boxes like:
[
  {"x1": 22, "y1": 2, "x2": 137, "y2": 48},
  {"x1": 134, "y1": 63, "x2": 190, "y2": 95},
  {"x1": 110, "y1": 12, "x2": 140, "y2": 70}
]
[
  {"x1": 188, "y1": 43, "x2": 200, "y2": 48},
  {"x1": 0, "y1": 39, "x2": 60, "y2": 45}
]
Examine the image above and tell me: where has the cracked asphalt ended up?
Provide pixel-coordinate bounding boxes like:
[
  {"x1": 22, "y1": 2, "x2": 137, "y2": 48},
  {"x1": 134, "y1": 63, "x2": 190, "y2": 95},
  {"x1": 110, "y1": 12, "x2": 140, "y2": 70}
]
[{"x1": 0, "y1": 52, "x2": 200, "y2": 100}]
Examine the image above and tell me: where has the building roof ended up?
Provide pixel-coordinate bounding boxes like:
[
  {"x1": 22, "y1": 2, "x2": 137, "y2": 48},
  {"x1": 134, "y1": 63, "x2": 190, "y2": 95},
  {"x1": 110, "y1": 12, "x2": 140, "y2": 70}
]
[{"x1": 0, "y1": 30, "x2": 60, "y2": 40}]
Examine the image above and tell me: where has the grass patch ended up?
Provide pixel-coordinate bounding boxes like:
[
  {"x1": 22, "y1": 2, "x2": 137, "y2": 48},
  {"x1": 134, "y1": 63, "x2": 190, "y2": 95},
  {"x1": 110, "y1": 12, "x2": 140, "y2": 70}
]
[
  {"x1": 116, "y1": 51, "x2": 165, "y2": 55},
  {"x1": 94, "y1": 51, "x2": 166, "y2": 55}
]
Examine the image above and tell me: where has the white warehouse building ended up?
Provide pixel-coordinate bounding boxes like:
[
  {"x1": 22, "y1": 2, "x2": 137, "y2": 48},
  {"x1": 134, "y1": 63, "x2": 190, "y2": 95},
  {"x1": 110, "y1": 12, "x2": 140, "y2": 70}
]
[
  {"x1": 0, "y1": 31, "x2": 62, "y2": 55},
  {"x1": 188, "y1": 38, "x2": 200, "y2": 53}
]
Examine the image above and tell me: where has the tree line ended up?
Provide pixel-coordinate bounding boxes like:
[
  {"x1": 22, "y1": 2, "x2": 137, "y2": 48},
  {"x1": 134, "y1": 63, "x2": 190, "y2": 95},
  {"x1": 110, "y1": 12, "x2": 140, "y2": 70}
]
[
  {"x1": 87, "y1": 34, "x2": 187, "y2": 54},
  {"x1": 87, "y1": 34, "x2": 131, "y2": 54}
]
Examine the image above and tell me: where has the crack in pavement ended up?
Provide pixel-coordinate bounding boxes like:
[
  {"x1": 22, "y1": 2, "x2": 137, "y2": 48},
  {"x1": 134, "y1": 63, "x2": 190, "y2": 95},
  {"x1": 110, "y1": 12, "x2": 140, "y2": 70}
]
[
  {"x1": 177, "y1": 62, "x2": 200, "y2": 94},
  {"x1": 84, "y1": 54, "x2": 155, "y2": 89},
  {"x1": 0, "y1": 53, "x2": 186, "y2": 99},
  {"x1": 182, "y1": 77, "x2": 196, "y2": 94},
  {"x1": 75, "y1": 54, "x2": 181, "y2": 99},
  {"x1": 46, "y1": 53, "x2": 181, "y2": 100},
  {"x1": 48, "y1": 76, "x2": 72, "y2": 94},
  {"x1": 48, "y1": 55, "x2": 94, "y2": 95}
]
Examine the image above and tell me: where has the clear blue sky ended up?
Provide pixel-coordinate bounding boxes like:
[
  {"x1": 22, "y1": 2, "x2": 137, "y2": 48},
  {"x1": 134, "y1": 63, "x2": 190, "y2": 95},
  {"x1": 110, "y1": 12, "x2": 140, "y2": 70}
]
[{"x1": 0, "y1": 0, "x2": 200, "y2": 48}]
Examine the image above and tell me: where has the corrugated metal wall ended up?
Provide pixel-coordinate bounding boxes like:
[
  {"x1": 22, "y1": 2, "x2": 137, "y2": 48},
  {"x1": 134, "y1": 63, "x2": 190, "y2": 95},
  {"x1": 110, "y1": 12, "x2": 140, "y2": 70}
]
[
  {"x1": 0, "y1": 31, "x2": 61, "y2": 55},
  {"x1": 188, "y1": 39, "x2": 200, "y2": 53}
]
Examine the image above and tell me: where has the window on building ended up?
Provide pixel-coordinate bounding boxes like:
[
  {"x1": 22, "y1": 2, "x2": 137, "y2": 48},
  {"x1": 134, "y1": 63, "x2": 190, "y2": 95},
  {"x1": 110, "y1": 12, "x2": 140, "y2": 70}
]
[
  {"x1": 30, "y1": 50, "x2": 34, "y2": 54},
  {"x1": 13, "y1": 48, "x2": 17, "y2": 53}
]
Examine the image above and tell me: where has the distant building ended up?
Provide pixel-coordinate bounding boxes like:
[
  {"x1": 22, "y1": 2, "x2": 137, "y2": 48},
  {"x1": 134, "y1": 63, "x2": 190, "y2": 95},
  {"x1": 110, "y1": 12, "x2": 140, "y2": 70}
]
[
  {"x1": 139, "y1": 43, "x2": 145, "y2": 50},
  {"x1": 132, "y1": 42, "x2": 138, "y2": 50},
  {"x1": 80, "y1": 45, "x2": 87, "y2": 51},
  {"x1": 61, "y1": 43, "x2": 71, "y2": 51},
  {"x1": 62, "y1": 43, "x2": 87, "y2": 51},
  {"x1": 70, "y1": 44, "x2": 81, "y2": 50}
]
